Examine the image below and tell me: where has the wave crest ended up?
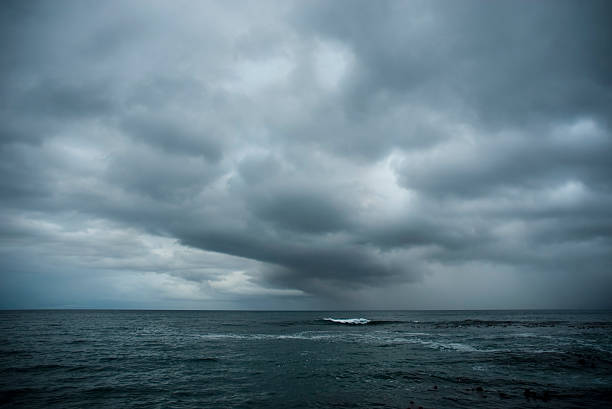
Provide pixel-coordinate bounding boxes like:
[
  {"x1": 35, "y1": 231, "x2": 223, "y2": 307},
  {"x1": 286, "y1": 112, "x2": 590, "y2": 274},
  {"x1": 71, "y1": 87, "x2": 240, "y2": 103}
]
[{"x1": 323, "y1": 317, "x2": 371, "y2": 325}]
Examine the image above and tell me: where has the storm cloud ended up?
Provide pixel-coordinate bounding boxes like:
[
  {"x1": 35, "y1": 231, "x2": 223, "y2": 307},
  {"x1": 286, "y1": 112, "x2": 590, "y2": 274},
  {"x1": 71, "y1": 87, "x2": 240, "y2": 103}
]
[{"x1": 1, "y1": 0, "x2": 611, "y2": 309}]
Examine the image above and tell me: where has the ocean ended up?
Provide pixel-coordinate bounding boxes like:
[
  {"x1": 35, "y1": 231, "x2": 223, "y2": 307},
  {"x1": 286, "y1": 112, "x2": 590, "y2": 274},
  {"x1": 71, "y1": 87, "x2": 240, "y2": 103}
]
[{"x1": 1, "y1": 310, "x2": 611, "y2": 408}]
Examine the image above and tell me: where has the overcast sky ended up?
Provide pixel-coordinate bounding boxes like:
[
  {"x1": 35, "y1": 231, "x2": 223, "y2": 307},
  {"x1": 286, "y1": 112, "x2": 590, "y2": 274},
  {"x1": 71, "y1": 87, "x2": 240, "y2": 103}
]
[{"x1": 1, "y1": 0, "x2": 611, "y2": 309}]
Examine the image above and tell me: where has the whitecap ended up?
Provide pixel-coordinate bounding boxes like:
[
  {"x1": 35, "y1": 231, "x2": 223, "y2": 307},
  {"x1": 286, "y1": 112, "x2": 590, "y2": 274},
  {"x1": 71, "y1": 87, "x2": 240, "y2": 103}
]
[{"x1": 323, "y1": 317, "x2": 371, "y2": 325}]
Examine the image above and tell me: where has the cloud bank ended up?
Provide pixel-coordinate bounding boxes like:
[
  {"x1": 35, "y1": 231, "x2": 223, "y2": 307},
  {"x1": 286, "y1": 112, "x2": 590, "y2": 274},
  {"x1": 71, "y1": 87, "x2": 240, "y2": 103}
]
[{"x1": 1, "y1": 0, "x2": 611, "y2": 309}]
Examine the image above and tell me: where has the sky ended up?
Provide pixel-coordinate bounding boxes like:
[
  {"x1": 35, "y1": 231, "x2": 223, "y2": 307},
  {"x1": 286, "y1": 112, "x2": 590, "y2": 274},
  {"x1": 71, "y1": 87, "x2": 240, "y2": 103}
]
[{"x1": 1, "y1": 0, "x2": 611, "y2": 309}]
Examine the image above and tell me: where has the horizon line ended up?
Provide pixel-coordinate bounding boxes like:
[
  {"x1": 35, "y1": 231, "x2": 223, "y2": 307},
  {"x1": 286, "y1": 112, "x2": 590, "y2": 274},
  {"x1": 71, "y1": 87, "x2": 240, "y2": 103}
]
[{"x1": 1, "y1": 307, "x2": 610, "y2": 312}]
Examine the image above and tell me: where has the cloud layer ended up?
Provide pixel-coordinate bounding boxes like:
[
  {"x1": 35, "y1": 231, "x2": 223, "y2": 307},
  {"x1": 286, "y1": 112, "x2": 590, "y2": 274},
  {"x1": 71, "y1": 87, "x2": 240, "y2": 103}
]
[{"x1": 1, "y1": 0, "x2": 611, "y2": 309}]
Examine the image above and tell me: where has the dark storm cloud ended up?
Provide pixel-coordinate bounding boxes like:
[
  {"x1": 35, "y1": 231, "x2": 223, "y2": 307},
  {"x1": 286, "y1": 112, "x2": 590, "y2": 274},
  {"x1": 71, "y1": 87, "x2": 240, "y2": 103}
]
[
  {"x1": 178, "y1": 228, "x2": 422, "y2": 295},
  {"x1": 299, "y1": 0, "x2": 612, "y2": 127},
  {"x1": 250, "y1": 188, "x2": 350, "y2": 234},
  {"x1": 1, "y1": 0, "x2": 611, "y2": 308},
  {"x1": 396, "y1": 123, "x2": 612, "y2": 197},
  {"x1": 106, "y1": 147, "x2": 221, "y2": 201},
  {"x1": 121, "y1": 111, "x2": 223, "y2": 162}
]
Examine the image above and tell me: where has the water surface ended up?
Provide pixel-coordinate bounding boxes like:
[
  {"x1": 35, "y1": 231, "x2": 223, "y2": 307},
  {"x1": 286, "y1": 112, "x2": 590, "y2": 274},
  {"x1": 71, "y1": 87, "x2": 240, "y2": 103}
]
[{"x1": 1, "y1": 310, "x2": 611, "y2": 408}]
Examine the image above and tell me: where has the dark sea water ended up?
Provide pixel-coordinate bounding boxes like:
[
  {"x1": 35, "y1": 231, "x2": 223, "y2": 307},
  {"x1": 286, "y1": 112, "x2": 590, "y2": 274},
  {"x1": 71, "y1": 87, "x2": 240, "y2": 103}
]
[{"x1": 1, "y1": 310, "x2": 611, "y2": 408}]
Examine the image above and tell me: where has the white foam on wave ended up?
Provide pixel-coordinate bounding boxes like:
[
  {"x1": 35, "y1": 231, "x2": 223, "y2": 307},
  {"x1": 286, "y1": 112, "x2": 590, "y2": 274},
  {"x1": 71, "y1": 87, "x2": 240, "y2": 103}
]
[
  {"x1": 390, "y1": 337, "x2": 485, "y2": 352},
  {"x1": 323, "y1": 317, "x2": 371, "y2": 325},
  {"x1": 198, "y1": 332, "x2": 340, "y2": 342},
  {"x1": 197, "y1": 330, "x2": 578, "y2": 356},
  {"x1": 197, "y1": 331, "x2": 516, "y2": 353},
  {"x1": 197, "y1": 332, "x2": 512, "y2": 353},
  {"x1": 443, "y1": 342, "x2": 479, "y2": 352}
]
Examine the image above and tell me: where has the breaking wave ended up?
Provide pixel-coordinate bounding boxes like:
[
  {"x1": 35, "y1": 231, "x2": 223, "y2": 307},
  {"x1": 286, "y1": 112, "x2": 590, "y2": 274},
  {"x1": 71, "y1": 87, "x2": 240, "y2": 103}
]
[
  {"x1": 323, "y1": 317, "x2": 371, "y2": 325},
  {"x1": 320, "y1": 318, "x2": 406, "y2": 325}
]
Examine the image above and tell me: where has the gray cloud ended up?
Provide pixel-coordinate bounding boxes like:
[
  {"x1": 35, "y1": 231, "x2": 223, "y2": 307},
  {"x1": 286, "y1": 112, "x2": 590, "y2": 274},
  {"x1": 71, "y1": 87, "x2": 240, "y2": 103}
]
[
  {"x1": 1, "y1": 0, "x2": 611, "y2": 309},
  {"x1": 397, "y1": 121, "x2": 612, "y2": 198},
  {"x1": 299, "y1": 0, "x2": 612, "y2": 125}
]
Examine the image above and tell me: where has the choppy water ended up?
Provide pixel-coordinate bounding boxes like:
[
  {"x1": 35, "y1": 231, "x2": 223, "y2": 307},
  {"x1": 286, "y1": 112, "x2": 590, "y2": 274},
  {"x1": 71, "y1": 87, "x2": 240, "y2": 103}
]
[{"x1": 1, "y1": 310, "x2": 611, "y2": 408}]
